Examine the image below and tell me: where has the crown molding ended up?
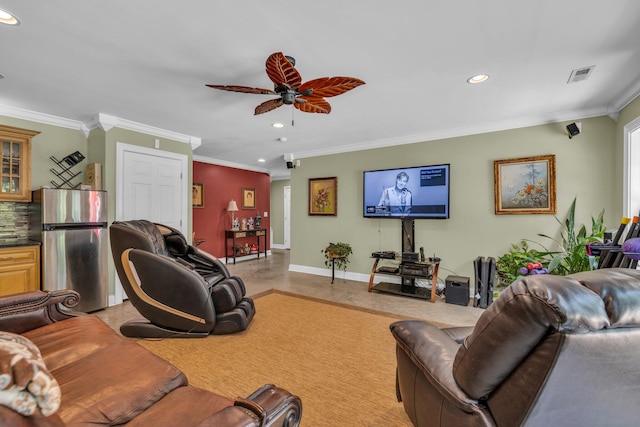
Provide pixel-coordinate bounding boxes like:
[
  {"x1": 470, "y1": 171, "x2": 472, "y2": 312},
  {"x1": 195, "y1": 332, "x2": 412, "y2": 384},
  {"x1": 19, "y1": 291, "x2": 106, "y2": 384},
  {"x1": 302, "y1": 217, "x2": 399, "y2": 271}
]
[
  {"x1": 608, "y1": 76, "x2": 640, "y2": 119},
  {"x1": 0, "y1": 105, "x2": 203, "y2": 149},
  {"x1": 192, "y1": 154, "x2": 291, "y2": 179},
  {"x1": 192, "y1": 155, "x2": 270, "y2": 175},
  {"x1": 290, "y1": 106, "x2": 611, "y2": 160},
  {"x1": 83, "y1": 113, "x2": 202, "y2": 149},
  {"x1": 0, "y1": 104, "x2": 86, "y2": 131}
]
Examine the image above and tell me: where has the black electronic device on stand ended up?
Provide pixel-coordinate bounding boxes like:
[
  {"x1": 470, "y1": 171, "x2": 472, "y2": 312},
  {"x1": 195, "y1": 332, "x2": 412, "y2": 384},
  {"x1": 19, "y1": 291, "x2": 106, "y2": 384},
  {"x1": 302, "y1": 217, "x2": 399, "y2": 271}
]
[
  {"x1": 473, "y1": 257, "x2": 496, "y2": 308},
  {"x1": 402, "y1": 218, "x2": 414, "y2": 253}
]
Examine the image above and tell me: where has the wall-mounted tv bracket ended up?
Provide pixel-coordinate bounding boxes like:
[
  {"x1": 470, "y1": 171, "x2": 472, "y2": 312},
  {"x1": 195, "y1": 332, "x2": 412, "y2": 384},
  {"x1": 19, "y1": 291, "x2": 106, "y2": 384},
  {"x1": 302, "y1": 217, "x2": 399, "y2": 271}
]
[{"x1": 49, "y1": 151, "x2": 85, "y2": 188}]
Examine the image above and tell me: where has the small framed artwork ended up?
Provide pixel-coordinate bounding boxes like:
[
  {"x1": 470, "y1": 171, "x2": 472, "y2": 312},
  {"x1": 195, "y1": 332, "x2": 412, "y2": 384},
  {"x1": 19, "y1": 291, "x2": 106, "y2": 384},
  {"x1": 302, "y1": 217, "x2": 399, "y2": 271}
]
[
  {"x1": 494, "y1": 155, "x2": 556, "y2": 215},
  {"x1": 242, "y1": 188, "x2": 256, "y2": 209},
  {"x1": 309, "y1": 177, "x2": 338, "y2": 216},
  {"x1": 192, "y1": 183, "x2": 204, "y2": 208}
]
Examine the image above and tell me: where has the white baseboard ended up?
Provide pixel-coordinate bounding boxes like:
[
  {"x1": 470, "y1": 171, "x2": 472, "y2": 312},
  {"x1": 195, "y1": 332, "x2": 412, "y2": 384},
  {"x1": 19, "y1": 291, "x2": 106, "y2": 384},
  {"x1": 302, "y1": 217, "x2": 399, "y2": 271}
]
[{"x1": 288, "y1": 264, "x2": 397, "y2": 284}]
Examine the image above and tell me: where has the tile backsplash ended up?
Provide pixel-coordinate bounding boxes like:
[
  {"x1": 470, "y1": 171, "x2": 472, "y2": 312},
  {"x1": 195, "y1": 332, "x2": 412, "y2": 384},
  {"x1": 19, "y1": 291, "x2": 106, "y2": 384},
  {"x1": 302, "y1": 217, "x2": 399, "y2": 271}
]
[{"x1": 0, "y1": 202, "x2": 30, "y2": 243}]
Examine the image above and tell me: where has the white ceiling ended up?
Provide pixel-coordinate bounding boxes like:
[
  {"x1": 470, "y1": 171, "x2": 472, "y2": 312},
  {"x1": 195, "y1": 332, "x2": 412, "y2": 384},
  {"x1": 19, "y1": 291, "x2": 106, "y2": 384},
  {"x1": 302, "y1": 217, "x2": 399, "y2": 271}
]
[{"x1": 2, "y1": 1, "x2": 640, "y2": 179}]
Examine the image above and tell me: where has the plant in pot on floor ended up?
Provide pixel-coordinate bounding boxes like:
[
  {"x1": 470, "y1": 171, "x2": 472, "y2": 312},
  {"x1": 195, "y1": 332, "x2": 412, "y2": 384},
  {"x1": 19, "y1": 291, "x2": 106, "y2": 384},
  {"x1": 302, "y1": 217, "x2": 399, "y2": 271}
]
[
  {"x1": 496, "y1": 197, "x2": 606, "y2": 295},
  {"x1": 322, "y1": 242, "x2": 353, "y2": 271}
]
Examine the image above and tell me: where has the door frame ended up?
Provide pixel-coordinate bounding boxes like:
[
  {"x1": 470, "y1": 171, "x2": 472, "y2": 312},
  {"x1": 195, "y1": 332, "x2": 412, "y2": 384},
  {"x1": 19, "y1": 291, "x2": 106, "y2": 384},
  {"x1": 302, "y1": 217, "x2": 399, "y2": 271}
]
[
  {"x1": 623, "y1": 116, "x2": 640, "y2": 217},
  {"x1": 284, "y1": 185, "x2": 291, "y2": 249},
  {"x1": 114, "y1": 142, "x2": 189, "y2": 304}
]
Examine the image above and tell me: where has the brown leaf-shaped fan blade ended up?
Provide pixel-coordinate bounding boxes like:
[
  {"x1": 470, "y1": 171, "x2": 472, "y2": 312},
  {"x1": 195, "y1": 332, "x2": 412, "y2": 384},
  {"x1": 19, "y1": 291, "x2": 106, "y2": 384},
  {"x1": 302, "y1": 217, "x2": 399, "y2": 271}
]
[
  {"x1": 295, "y1": 96, "x2": 331, "y2": 114},
  {"x1": 255, "y1": 98, "x2": 284, "y2": 115},
  {"x1": 298, "y1": 77, "x2": 365, "y2": 98},
  {"x1": 265, "y1": 52, "x2": 302, "y2": 89},
  {"x1": 206, "y1": 84, "x2": 276, "y2": 95}
]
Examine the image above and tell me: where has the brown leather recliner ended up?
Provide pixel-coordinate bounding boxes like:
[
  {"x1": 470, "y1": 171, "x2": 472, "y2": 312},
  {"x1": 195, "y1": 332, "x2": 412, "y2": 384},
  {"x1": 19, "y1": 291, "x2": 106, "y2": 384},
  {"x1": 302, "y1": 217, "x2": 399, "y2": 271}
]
[
  {"x1": 110, "y1": 220, "x2": 255, "y2": 337},
  {"x1": 390, "y1": 268, "x2": 640, "y2": 427}
]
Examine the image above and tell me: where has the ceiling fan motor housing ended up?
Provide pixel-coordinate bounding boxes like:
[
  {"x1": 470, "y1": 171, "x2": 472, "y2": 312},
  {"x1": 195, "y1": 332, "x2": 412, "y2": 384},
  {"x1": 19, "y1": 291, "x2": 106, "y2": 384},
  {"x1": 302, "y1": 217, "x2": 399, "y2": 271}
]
[{"x1": 282, "y1": 91, "x2": 296, "y2": 104}]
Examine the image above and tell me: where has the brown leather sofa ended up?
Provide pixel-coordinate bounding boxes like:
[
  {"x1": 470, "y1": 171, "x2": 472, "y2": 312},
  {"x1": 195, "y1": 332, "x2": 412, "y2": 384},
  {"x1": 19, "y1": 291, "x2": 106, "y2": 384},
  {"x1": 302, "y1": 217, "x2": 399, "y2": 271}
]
[
  {"x1": 0, "y1": 290, "x2": 302, "y2": 426},
  {"x1": 390, "y1": 268, "x2": 640, "y2": 427}
]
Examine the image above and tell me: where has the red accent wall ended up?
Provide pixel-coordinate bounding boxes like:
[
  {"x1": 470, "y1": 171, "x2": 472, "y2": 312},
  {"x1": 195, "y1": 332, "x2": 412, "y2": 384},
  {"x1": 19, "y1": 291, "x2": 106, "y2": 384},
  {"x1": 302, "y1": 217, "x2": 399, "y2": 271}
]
[{"x1": 193, "y1": 161, "x2": 271, "y2": 258}]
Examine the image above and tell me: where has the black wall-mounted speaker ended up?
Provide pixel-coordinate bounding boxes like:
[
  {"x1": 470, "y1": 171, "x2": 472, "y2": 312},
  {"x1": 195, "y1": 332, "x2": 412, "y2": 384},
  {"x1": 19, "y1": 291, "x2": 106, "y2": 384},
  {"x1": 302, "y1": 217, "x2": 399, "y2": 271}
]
[{"x1": 566, "y1": 122, "x2": 580, "y2": 139}]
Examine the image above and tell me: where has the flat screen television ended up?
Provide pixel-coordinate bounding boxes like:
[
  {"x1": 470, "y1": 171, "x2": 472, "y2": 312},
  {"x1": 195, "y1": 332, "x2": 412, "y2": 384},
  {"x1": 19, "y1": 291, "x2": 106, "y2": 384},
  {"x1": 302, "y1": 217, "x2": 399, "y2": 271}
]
[{"x1": 363, "y1": 164, "x2": 450, "y2": 219}]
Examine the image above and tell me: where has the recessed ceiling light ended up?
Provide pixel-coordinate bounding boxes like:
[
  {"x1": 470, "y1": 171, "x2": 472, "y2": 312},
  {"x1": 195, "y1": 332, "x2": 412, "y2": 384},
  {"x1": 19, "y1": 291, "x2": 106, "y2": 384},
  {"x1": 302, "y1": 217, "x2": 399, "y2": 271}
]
[
  {"x1": 0, "y1": 9, "x2": 20, "y2": 26},
  {"x1": 467, "y1": 74, "x2": 489, "y2": 84},
  {"x1": 272, "y1": 122, "x2": 284, "y2": 128},
  {"x1": 258, "y1": 158, "x2": 265, "y2": 163}
]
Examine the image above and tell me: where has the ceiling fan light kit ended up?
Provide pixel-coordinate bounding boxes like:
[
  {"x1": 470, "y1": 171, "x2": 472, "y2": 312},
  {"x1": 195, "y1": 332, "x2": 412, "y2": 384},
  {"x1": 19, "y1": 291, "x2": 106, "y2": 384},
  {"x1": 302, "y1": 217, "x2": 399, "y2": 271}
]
[{"x1": 207, "y1": 52, "x2": 365, "y2": 116}]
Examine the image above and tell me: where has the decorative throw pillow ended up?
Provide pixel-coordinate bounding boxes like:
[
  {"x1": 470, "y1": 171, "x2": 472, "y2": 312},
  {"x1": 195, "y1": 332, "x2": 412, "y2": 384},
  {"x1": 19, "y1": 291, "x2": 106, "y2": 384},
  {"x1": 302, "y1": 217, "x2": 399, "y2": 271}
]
[{"x1": 0, "y1": 332, "x2": 61, "y2": 417}]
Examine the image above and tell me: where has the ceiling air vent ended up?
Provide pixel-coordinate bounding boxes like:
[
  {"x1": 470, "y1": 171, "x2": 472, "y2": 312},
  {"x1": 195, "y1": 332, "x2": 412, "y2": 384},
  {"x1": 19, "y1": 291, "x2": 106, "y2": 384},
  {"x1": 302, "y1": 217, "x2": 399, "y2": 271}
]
[{"x1": 567, "y1": 66, "x2": 595, "y2": 84}]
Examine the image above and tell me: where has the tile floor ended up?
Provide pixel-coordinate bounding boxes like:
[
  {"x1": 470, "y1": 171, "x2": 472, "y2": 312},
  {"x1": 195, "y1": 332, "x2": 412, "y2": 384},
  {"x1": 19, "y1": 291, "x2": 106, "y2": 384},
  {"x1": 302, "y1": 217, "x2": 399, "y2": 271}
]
[{"x1": 95, "y1": 249, "x2": 485, "y2": 331}]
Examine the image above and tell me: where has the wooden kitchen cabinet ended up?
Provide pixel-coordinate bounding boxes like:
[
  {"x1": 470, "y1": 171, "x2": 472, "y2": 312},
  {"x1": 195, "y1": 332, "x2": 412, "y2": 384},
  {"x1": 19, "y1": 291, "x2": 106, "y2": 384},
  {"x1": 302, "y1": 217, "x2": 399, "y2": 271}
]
[
  {"x1": 0, "y1": 125, "x2": 40, "y2": 202},
  {"x1": 0, "y1": 245, "x2": 41, "y2": 297}
]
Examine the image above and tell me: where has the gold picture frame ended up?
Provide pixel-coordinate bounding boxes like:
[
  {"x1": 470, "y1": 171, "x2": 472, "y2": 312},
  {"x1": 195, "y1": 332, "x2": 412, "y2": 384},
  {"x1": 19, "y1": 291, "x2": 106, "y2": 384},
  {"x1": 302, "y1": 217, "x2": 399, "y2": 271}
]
[
  {"x1": 242, "y1": 188, "x2": 256, "y2": 209},
  {"x1": 192, "y1": 182, "x2": 204, "y2": 208},
  {"x1": 309, "y1": 177, "x2": 337, "y2": 216},
  {"x1": 494, "y1": 155, "x2": 556, "y2": 215}
]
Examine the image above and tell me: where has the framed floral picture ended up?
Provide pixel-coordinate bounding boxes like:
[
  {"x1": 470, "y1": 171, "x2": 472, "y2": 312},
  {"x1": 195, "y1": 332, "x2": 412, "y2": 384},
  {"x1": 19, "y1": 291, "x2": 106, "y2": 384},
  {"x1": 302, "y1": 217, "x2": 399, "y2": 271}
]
[
  {"x1": 494, "y1": 155, "x2": 556, "y2": 215},
  {"x1": 309, "y1": 177, "x2": 337, "y2": 216}
]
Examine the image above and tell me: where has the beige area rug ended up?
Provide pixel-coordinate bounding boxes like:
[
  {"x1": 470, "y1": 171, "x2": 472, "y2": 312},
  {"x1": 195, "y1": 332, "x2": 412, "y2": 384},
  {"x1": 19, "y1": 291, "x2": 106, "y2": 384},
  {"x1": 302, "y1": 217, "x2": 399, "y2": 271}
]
[{"x1": 138, "y1": 290, "x2": 437, "y2": 426}]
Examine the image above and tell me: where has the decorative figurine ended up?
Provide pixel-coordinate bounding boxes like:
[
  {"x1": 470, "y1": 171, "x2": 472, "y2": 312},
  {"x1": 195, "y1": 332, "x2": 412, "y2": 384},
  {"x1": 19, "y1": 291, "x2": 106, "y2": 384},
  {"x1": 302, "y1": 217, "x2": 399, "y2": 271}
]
[
  {"x1": 248, "y1": 217, "x2": 254, "y2": 230},
  {"x1": 255, "y1": 212, "x2": 262, "y2": 228},
  {"x1": 241, "y1": 218, "x2": 247, "y2": 230},
  {"x1": 232, "y1": 217, "x2": 239, "y2": 230}
]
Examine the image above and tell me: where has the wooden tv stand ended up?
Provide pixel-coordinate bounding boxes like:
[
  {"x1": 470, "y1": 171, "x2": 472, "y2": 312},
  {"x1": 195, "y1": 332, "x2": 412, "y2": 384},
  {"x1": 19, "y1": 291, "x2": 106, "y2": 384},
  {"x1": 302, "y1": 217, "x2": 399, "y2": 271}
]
[{"x1": 368, "y1": 255, "x2": 440, "y2": 303}]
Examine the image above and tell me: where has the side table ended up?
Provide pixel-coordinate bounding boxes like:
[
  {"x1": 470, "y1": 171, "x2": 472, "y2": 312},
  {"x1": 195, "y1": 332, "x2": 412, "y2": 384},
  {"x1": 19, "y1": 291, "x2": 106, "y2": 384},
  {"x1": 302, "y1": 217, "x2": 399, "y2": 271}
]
[{"x1": 225, "y1": 228, "x2": 267, "y2": 264}]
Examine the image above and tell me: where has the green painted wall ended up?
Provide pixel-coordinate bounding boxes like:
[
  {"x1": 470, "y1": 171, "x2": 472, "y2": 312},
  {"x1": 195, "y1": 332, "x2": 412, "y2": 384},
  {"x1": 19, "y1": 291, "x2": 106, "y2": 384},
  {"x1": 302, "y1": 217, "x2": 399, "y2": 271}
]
[
  {"x1": 288, "y1": 115, "x2": 620, "y2": 281},
  {"x1": 0, "y1": 114, "x2": 193, "y2": 299},
  {"x1": 0, "y1": 116, "x2": 88, "y2": 189},
  {"x1": 270, "y1": 179, "x2": 290, "y2": 246},
  {"x1": 89, "y1": 126, "x2": 193, "y2": 297}
]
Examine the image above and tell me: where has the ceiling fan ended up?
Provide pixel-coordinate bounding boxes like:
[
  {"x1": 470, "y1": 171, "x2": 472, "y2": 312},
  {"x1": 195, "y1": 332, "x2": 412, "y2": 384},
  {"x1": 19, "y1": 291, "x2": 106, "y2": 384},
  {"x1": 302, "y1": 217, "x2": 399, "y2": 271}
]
[{"x1": 206, "y1": 52, "x2": 365, "y2": 116}]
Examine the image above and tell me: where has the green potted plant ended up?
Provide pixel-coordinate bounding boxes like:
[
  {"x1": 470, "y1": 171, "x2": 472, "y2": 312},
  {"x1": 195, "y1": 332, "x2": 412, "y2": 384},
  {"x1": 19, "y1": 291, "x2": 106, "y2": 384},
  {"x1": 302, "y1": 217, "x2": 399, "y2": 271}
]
[
  {"x1": 537, "y1": 197, "x2": 605, "y2": 275},
  {"x1": 496, "y1": 240, "x2": 549, "y2": 290},
  {"x1": 496, "y1": 197, "x2": 606, "y2": 291},
  {"x1": 321, "y1": 242, "x2": 353, "y2": 271}
]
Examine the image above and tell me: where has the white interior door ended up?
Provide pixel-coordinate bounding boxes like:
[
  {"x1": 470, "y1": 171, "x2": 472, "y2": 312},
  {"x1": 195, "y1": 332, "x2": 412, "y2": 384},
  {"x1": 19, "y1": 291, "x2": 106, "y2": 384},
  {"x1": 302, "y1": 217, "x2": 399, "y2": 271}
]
[
  {"x1": 121, "y1": 153, "x2": 183, "y2": 228},
  {"x1": 284, "y1": 185, "x2": 291, "y2": 249},
  {"x1": 114, "y1": 142, "x2": 189, "y2": 304}
]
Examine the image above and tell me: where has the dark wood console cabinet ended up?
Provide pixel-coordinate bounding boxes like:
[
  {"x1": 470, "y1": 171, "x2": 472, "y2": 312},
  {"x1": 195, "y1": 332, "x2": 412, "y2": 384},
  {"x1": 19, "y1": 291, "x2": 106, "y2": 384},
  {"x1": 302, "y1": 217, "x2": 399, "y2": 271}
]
[{"x1": 225, "y1": 228, "x2": 267, "y2": 264}]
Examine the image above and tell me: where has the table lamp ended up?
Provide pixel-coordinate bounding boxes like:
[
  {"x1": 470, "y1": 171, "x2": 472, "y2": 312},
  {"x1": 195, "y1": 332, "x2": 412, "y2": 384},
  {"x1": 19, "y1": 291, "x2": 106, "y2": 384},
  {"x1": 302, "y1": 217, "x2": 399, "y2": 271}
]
[{"x1": 227, "y1": 199, "x2": 239, "y2": 229}]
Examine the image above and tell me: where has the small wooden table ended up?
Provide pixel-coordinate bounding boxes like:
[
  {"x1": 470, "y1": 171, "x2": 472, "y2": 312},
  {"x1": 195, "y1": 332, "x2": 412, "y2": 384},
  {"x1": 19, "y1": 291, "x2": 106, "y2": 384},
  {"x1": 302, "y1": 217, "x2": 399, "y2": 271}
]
[{"x1": 225, "y1": 228, "x2": 267, "y2": 264}]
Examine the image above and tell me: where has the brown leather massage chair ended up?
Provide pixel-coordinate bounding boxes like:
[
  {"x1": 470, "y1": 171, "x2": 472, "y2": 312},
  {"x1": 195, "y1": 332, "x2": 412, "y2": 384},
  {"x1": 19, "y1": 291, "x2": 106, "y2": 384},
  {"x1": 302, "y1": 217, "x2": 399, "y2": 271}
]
[
  {"x1": 390, "y1": 268, "x2": 640, "y2": 427},
  {"x1": 110, "y1": 220, "x2": 255, "y2": 337}
]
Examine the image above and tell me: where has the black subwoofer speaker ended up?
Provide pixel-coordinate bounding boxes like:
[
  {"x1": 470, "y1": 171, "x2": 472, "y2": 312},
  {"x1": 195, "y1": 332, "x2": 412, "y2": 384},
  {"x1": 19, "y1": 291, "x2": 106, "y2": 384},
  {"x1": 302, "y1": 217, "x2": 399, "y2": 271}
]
[{"x1": 445, "y1": 275, "x2": 470, "y2": 306}]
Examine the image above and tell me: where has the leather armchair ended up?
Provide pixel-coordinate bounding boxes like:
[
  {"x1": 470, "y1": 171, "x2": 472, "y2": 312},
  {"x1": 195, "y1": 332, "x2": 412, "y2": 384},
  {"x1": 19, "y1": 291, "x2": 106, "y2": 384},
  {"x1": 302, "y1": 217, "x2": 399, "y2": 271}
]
[
  {"x1": 390, "y1": 268, "x2": 640, "y2": 427},
  {"x1": 110, "y1": 220, "x2": 255, "y2": 337}
]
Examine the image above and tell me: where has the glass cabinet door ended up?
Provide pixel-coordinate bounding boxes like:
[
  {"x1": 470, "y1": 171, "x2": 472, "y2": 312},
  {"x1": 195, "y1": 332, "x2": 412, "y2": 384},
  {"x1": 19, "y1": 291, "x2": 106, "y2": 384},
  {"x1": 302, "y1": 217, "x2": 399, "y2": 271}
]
[{"x1": 0, "y1": 125, "x2": 39, "y2": 202}]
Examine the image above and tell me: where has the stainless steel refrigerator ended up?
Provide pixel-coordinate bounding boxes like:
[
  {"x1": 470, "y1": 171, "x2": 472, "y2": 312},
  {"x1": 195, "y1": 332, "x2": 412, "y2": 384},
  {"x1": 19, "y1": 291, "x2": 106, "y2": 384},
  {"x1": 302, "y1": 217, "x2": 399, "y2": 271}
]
[{"x1": 30, "y1": 188, "x2": 108, "y2": 312}]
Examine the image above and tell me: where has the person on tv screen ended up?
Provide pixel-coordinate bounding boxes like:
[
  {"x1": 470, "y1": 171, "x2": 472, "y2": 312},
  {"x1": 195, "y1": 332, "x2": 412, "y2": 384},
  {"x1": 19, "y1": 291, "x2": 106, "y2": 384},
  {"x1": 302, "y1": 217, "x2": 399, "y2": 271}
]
[{"x1": 378, "y1": 171, "x2": 412, "y2": 214}]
